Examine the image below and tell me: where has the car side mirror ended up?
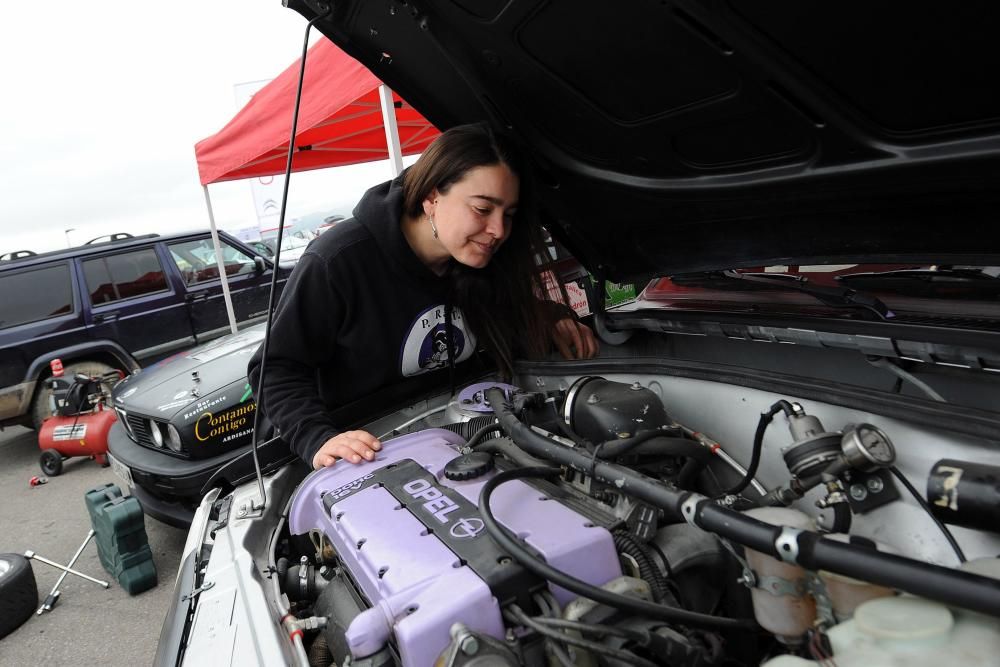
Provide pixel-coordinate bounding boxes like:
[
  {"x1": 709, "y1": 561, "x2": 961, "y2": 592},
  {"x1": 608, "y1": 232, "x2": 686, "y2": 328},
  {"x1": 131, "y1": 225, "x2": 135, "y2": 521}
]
[{"x1": 253, "y1": 256, "x2": 267, "y2": 273}]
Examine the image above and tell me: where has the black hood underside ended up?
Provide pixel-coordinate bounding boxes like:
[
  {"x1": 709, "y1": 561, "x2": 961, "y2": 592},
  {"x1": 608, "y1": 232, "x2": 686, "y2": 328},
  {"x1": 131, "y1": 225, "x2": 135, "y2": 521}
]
[{"x1": 290, "y1": 0, "x2": 1000, "y2": 280}]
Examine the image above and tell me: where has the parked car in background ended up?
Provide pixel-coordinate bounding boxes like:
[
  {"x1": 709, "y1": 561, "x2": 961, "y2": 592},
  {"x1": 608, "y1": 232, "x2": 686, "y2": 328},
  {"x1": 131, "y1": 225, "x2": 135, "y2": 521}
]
[
  {"x1": 271, "y1": 233, "x2": 311, "y2": 268},
  {"x1": 247, "y1": 233, "x2": 313, "y2": 268},
  {"x1": 107, "y1": 324, "x2": 267, "y2": 527},
  {"x1": 0, "y1": 230, "x2": 288, "y2": 429}
]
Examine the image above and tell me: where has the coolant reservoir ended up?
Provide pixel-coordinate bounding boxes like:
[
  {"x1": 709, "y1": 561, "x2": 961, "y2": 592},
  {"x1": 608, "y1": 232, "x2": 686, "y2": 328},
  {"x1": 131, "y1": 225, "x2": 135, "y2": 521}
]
[
  {"x1": 743, "y1": 507, "x2": 816, "y2": 643},
  {"x1": 817, "y1": 534, "x2": 896, "y2": 621}
]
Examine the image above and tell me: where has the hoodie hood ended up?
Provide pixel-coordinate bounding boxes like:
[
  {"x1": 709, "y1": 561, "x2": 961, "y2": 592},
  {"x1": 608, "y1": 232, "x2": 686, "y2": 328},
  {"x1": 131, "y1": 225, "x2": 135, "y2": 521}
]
[{"x1": 352, "y1": 169, "x2": 445, "y2": 287}]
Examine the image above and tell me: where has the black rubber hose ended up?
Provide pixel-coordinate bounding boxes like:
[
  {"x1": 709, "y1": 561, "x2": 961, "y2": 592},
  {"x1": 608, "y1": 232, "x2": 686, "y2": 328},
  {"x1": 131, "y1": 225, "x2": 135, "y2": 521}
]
[
  {"x1": 722, "y1": 400, "x2": 792, "y2": 497},
  {"x1": 475, "y1": 438, "x2": 550, "y2": 469},
  {"x1": 677, "y1": 457, "x2": 708, "y2": 490},
  {"x1": 465, "y1": 421, "x2": 503, "y2": 448},
  {"x1": 614, "y1": 531, "x2": 671, "y2": 603},
  {"x1": 597, "y1": 430, "x2": 682, "y2": 458},
  {"x1": 609, "y1": 437, "x2": 713, "y2": 462},
  {"x1": 890, "y1": 465, "x2": 966, "y2": 563},
  {"x1": 480, "y1": 467, "x2": 756, "y2": 630},
  {"x1": 484, "y1": 387, "x2": 1000, "y2": 619},
  {"x1": 827, "y1": 502, "x2": 852, "y2": 534}
]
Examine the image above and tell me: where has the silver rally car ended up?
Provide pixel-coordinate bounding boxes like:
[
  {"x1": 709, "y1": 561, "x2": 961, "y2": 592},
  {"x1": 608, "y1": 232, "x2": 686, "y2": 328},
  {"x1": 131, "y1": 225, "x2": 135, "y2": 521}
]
[{"x1": 156, "y1": 3, "x2": 1000, "y2": 666}]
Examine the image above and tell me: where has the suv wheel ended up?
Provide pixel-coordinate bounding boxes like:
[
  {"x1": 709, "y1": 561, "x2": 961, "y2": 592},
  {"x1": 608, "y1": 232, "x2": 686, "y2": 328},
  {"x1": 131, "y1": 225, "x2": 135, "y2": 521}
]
[{"x1": 30, "y1": 360, "x2": 117, "y2": 430}]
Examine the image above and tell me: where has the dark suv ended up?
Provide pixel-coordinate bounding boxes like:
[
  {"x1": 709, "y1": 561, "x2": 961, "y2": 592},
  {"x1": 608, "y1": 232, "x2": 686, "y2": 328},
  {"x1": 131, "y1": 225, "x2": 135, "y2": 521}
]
[{"x1": 0, "y1": 230, "x2": 289, "y2": 429}]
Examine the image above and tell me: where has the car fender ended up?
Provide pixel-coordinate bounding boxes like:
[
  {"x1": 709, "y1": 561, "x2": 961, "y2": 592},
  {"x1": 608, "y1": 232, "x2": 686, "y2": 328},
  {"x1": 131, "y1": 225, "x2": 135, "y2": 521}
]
[{"x1": 24, "y1": 339, "x2": 138, "y2": 383}]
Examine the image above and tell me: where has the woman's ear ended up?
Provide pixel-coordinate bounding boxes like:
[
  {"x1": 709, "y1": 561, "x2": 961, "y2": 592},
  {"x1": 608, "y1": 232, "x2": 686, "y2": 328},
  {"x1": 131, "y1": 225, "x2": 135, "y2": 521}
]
[{"x1": 422, "y1": 188, "x2": 440, "y2": 217}]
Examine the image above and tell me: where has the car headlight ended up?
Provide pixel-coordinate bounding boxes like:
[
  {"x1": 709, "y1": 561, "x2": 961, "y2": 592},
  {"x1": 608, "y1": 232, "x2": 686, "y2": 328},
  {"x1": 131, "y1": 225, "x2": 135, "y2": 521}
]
[
  {"x1": 148, "y1": 419, "x2": 164, "y2": 448},
  {"x1": 166, "y1": 424, "x2": 183, "y2": 453}
]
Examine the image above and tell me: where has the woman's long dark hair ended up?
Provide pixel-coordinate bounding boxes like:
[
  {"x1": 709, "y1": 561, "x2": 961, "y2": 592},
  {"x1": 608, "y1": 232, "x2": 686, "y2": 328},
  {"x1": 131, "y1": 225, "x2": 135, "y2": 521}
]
[{"x1": 403, "y1": 123, "x2": 558, "y2": 378}]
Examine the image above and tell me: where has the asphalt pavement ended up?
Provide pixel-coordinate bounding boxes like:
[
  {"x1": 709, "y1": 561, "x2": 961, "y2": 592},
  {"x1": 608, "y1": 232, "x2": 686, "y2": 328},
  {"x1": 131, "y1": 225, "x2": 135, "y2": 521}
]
[{"x1": 0, "y1": 426, "x2": 186, "y2": 666}]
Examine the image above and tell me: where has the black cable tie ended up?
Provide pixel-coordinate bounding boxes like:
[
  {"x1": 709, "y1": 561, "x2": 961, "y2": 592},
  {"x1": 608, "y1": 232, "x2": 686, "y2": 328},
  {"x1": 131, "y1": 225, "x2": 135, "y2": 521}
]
[{"x1": 589, "y1": 442, "x2": 605, "y2": 476}]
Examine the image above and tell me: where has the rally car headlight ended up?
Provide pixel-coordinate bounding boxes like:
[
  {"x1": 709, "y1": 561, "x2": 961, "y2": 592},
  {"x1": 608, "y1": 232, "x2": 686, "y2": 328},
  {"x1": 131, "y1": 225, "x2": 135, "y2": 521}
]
[
  {"x1": 166, "y1": 424, "x2": 183, "y2": 453},
  {"x1": 148, "y1": 419, "x2": 164, "y2": 448}
]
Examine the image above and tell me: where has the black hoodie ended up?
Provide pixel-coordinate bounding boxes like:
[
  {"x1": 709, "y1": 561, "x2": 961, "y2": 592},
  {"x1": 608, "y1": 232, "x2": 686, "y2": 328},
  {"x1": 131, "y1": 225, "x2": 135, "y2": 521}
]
[{"x1": 248, "y1": 173, "x2": 482, "y2": 465}]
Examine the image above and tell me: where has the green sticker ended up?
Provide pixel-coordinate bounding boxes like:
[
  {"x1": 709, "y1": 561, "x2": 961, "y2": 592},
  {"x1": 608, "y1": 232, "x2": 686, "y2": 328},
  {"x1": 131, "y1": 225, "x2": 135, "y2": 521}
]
[
  {"x1": 589, "y1": 275, "x2": 637, "y2": 308},
  {"x1": 240, "y1": 383, "x2": 253, "y2": 403},
  {"x1": 604, "y1": 281, "x2": 637, "y2": 308}
]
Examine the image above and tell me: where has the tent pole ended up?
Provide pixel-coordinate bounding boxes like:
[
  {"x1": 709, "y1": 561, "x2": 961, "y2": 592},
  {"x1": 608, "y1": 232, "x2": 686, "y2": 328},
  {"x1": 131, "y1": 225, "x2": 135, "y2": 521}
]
[
  {"x1": 378, "y1": 84, "x2": 404, "y2": 177},
  {"x1": 202, "y1": 185, "x2": 239, "y2": 335}
]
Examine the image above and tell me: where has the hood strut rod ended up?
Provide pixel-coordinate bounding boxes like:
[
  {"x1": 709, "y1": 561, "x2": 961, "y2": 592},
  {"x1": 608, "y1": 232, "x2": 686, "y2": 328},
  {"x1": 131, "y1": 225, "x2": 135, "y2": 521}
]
[{"x1": 247, "y1": 7, "x2": 332, "y2": 515}]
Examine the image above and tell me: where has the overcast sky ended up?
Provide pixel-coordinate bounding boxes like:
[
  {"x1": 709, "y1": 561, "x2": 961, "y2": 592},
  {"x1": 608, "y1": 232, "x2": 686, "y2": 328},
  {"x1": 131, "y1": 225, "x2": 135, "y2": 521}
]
[{"x1": 1, "y1": 1, "x2": 404, "y2": 255}]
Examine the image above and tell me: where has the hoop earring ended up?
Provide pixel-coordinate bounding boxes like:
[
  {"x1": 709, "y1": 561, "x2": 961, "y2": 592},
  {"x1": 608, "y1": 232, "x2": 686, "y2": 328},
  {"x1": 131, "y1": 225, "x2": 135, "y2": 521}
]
[{"x1": 429, "y1": 215, "x2": 439, "y2": 239}]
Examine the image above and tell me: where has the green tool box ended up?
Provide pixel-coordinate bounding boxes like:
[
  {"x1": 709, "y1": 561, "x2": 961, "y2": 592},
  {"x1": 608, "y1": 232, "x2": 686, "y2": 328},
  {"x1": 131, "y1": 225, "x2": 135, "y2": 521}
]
[{"x1": 84, "y1": 483, "x2": 157, "y2": 595}]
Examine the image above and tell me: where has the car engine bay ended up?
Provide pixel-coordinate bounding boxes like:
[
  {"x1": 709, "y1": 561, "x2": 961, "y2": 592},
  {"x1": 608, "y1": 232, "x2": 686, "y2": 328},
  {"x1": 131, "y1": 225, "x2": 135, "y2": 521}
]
[{"x1": 184, "y1": 366, "x2": 1000, "y2": 667}]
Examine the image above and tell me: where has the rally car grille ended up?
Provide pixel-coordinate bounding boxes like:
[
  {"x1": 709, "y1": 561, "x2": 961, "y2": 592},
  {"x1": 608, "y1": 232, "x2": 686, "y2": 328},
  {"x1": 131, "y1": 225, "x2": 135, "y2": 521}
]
[{"x1": 126, "y1": 414, "x2": 156, "y2": 448}]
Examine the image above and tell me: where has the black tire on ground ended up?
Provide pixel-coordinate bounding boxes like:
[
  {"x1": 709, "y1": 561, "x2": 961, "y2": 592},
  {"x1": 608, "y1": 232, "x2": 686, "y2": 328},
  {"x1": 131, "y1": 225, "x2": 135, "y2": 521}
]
[
  {"x1": 40, "y1": 449, "x2": 64, "y2": 477},
  {"x1": 0, "y1": 553, "x2": 38, "y2": 639},
  {"x1": 30, "y1": 360, "x2": 117, "y2": 430}
]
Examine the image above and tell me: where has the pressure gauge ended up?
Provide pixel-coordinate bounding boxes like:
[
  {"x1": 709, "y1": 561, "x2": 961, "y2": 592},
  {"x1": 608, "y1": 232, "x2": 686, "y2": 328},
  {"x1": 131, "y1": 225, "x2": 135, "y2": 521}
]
[{"x1": 841, "y1": 423, "x2": 896, "y2": 471}]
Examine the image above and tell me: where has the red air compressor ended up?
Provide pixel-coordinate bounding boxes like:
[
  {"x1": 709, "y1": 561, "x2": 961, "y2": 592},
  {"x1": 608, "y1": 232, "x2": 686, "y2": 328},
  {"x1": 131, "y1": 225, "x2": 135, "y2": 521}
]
[{"x1": 37, "y1": 361, "x2": 122, "y2": 476}]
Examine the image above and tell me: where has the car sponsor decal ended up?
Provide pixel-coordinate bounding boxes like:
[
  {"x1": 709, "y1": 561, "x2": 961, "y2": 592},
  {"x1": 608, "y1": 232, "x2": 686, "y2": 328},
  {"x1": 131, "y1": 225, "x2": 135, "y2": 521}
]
[
  {"x1": 194, "y1": 401, "x2": 256, "y2": 442},
  {"x1": 182, "y1": 395, "x2": 227, "y2": 421}
]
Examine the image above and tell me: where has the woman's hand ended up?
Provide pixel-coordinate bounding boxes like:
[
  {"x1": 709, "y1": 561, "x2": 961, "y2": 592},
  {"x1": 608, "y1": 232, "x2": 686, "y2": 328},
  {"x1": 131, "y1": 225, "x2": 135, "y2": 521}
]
[
  {"x1": 552, "y1": 318, "x2": 600, "y2": 360},
  {"x1": 313, "y1": 430, "x2": 382, "y2": 469}
]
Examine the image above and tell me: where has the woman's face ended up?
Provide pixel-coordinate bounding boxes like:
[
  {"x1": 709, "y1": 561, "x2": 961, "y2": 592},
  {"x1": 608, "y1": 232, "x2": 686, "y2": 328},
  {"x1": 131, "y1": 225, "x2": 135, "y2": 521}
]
[{"x1": 425, "y1": 163, "x2": 519, "y2": 269}]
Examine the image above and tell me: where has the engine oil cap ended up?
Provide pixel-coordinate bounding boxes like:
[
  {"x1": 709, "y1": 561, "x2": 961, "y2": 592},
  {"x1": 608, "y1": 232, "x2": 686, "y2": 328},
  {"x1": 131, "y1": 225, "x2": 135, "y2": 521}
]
[{"x1": 444, "y1": 452, "x2": 494, "y2": 481}]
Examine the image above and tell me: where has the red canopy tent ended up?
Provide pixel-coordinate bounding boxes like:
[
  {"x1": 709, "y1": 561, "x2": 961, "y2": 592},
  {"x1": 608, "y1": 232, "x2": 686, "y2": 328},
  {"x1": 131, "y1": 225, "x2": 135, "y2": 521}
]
[
  {"x1": 195, "y1": 38, "x2": 439, "y2": 185},
  {"x1": 193, "y1": 38, "x2": 439, "y2": 333}
]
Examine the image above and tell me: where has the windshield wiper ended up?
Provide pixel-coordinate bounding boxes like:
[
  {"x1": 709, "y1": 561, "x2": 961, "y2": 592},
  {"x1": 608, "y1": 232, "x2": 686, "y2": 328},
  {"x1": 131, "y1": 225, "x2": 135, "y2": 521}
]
[
  {"x1": 670, "y1": 270, "x2": 895, "y2": 320},
  {"x1": 836, "y1": 268, "x2": 1000, "y2": 299}
]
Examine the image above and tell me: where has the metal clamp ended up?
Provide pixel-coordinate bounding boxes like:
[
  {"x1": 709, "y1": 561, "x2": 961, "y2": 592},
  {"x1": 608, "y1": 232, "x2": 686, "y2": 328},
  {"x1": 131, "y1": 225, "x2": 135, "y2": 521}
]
[
  {"x1": 805, "y1": 572, "x2": 836, "y2": 627},
  {"x1": 719, "y1": 538, "x2": 756, "y2": 588},
  {"x1": 681, "y1": 494, "x2": 703, "y2": 527},
  {"x1": 757, "y1": 575, "x2": 807, "y2": 598},
  {"x1": 774, "y1": 527, "x2": 802, "y2": 564}
]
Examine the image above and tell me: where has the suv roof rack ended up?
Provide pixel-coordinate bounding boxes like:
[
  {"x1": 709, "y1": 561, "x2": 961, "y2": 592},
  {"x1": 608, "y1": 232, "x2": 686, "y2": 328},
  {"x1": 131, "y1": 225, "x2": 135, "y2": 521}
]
[
  {"x1": 0, "y1": 250, "x2": 38, "y2": 261},
  {"x1": 84, "y1": 232, "x2": 158, "y2": 245}
]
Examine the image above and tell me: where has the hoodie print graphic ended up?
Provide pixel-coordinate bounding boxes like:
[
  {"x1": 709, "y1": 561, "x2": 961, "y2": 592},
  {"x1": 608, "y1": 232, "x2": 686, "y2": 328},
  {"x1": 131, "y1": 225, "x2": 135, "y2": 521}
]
[{"x1": 400, "y1": 304, "x2": 476, "y2": 376}]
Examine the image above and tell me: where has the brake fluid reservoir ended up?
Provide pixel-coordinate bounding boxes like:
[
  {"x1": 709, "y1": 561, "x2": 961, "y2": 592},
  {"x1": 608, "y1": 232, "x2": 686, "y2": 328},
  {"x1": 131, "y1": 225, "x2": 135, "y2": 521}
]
[
  {"x1": 743, "y1": 507, "x2": 816, "y2": 643},
  {"x1": 817, "y1": 534, "x2": 896, "y2": 621}
]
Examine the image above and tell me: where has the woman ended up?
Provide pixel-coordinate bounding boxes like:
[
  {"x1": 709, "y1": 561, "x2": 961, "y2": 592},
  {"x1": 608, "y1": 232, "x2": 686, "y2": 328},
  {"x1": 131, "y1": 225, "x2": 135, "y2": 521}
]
[{"x1": 249, "y1": 123, "x2": 598, "y2": 470}]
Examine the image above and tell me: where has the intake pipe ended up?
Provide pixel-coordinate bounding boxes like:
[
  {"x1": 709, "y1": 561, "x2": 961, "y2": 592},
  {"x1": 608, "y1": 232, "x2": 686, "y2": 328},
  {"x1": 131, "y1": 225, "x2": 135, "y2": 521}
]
[{"x1": 485, "y1": 387, "x2": 1000, "y2": 619}]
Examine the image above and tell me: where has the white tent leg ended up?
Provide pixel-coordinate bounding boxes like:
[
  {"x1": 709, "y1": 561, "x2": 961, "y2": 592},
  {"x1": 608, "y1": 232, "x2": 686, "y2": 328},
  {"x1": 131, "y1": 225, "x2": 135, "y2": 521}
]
[
  {"x1": 203, "y1": 185, "x2": 239, "y2": 335},
  {"x1": 379, "y1": 84, "x2": 404, "y2": 177}
]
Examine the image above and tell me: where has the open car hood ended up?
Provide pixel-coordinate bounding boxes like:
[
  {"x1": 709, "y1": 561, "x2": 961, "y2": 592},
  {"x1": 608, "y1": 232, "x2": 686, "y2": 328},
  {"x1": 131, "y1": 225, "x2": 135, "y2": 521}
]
[{"x1": 290, "y1": 0, "x2": 1000, "y2": 279}]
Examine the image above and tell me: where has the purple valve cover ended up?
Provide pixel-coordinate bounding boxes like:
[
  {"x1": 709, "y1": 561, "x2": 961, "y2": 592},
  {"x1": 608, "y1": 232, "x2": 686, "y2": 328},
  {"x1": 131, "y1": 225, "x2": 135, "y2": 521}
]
[{"x1": 289, "y1": 428, "x2": 621, "y2": 667}]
